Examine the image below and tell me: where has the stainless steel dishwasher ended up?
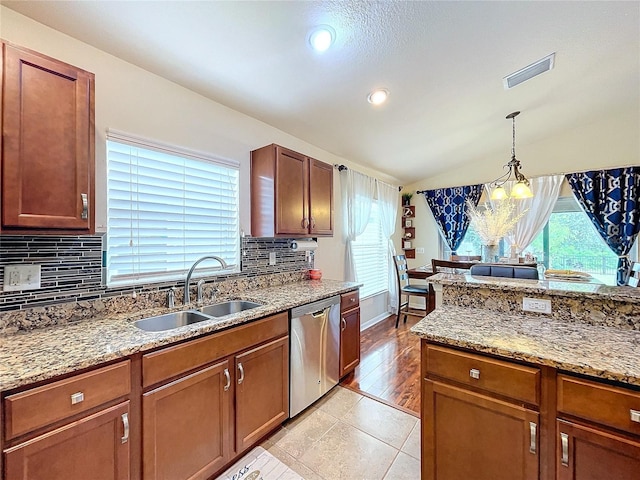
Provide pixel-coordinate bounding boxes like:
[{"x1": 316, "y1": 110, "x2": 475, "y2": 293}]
[{"x1": 289, "y1": 295, "x2": 341, "y2": 417}]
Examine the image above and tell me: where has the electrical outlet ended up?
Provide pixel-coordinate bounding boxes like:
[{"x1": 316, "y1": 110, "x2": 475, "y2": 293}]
[
  {"x1": 269, "y1": 251, "x2": 276, "y2": 266},
  {"x1": 522, "y1": 297, "x2": 551, "y2": 314},
  {"x1": 3, "y1": 264, "x2": 41, "y2": 292},
  {"x1": 416, "y1": 247, "x2": 425, "y2": 254}
]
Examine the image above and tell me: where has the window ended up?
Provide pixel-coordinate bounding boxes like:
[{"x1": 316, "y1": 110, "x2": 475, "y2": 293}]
[
  {"x1": 352, "y1": 202, "x2": 389, "y2": 298},
  {"x1": 527, "y1": 197, "x2": 620, "y2": 285},
  {"x1": 106, "y1": 133, "x2": 240, "y2": 286}
]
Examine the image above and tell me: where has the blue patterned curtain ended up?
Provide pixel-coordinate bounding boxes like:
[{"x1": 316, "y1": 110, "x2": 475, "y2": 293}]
[
  {"x1": 566, "y1": 167, "x2": 640, "y2": 285},
  {"x1": 422, "y1": 184, "x2": 484, "y2": 253}
]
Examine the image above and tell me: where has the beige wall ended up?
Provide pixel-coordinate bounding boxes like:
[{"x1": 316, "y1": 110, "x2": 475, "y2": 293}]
[{"x1": 0, "y1": 6, "x2": 400, "y2": 295}]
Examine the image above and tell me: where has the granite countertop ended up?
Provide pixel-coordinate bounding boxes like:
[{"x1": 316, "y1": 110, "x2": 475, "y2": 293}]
[
  {"x1": 428, "y1": 272, "x2": 640, "y2": 303},
  {"x1": 411, "y1": 306, "x2": 640, "y2": 386},
  {"x1": 0, "y1": 279, "x2": 359, "y2": 392}
]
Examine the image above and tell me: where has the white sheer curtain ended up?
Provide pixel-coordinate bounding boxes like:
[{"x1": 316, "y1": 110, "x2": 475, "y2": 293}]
[
  {"x1": 487, "y1": 175, "x2": 564, "y2": 252},
  {"x1": 376, "y1": 180, "x2": 399, "y2": 313},
  {"x1": 340, "y1": 169, "x2": 376, "y2": 282}
]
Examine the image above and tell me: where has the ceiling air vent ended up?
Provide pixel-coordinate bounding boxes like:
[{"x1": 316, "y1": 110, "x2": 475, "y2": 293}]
[{"x1": 503, "y1": 53, "x2": 555, "y2": 89}]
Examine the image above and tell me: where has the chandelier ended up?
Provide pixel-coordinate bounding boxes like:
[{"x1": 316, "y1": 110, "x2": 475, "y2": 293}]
[{"x1": 490, "y1": 111, "x2": 533, "y2": 200}]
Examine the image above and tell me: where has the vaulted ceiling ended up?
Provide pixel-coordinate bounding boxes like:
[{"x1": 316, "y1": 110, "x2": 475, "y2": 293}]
[{"x1": 3, "y1": 1, "x2": 639, "y2": 185}]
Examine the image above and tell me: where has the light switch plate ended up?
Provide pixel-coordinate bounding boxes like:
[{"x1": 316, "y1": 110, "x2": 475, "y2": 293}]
[
  {"x1": 4, "y1": 264, "x2": 41, "y2": 292},
  {"x1": 416, "y1": 247, "x2": 425, "y2": 254}
]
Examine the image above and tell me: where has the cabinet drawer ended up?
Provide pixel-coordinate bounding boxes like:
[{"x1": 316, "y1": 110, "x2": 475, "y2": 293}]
[
  {"x1": 4, "y1": 360, "x2": 131, "y2": 440},
  {"x1": 558, "y1": 374, "x2": 640, "y2": 436},
  {"x1": 341, "y1": 290, "x2": 359, "y2": 311},
  {"x1": 426, "y1": 345, "x2": 540, "y2": 405},
  {"x1": 143, "y1": 312, "x2": 288, "y2": 388}
]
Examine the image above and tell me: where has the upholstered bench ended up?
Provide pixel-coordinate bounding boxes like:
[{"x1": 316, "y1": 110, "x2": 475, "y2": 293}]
[{"x1": 470, "y1": 264, "x2": 539, "y2": 280}]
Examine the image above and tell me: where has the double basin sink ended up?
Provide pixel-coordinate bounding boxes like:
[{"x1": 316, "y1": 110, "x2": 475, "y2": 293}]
[{"x1": 134, "y1": 300, "x2": 263, "y2": 332}]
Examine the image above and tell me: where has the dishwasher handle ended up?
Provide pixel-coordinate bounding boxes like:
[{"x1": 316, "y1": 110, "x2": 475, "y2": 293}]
[{"x1": 311, "y1": 307, "x2": 330, "y2": 318}]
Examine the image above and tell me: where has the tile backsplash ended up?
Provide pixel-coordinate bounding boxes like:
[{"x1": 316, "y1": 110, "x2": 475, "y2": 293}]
[{"x1": 0, "y1": 235, "x2": 312, "y2": 312}]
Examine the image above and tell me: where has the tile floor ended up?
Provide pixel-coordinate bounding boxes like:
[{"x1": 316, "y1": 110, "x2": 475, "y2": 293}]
[{"x1": 260, "y1": 386, "x2": 421, "y2": 479}]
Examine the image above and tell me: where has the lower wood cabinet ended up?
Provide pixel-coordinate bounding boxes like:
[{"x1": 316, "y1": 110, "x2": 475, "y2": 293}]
[
  {"x1": 4, "y1": 401, "x2": 130, "y2": 480},
  {"x1": 235, "y1": 336, "x2": 289, "y2": 453},
  {"x1": 423, "y1": 380, "x2": 539, "y2": 480},
  {"x1": 339, "y1": 290, "x2": 360, "y2": 378},
  {"x1": 556, "y1": 420, "x2": 640, "y2": 480},
  {"x1": 142, "y1": 361, "x2": 232, "y2": 480},
  {"x1": 140, "y1": 313, "x2": 289, "y2": 479}
]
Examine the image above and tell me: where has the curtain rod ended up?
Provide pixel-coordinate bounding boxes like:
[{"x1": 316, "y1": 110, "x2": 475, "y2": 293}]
[{"x1": 334, "y1": 164, "x2": 402, "y2": 191}]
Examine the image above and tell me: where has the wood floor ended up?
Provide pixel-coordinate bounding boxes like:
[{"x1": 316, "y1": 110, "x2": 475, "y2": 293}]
[{"x1": 340, "y1": 312, "x2": 422, "y2": 417}]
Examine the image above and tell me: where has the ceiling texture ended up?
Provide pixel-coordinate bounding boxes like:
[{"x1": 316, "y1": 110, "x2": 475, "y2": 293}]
[{"x1": 3, "y1": 1, "x2": 639, "y2": 185}]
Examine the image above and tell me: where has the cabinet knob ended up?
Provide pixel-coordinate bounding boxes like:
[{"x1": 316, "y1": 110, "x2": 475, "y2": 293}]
[
  {"x1": 469, "y1": 369, "x2": 480, "y2": 380},
  {"x1": 70, "y1": 392, "x2": 84, "y2": 405},
  {"x1": 631, "y1": 409, "x2": 640, "y2": 423}
]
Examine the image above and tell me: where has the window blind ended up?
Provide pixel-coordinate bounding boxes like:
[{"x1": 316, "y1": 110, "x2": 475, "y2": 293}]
[
  {"x1": 352, "y1": 202, "x2": 389, "y2": 298},
  {"x1": 106, "y1": 135, "x2": 240, "y2": 286}
]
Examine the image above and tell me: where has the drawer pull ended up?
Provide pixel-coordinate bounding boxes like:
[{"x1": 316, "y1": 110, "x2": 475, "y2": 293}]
[
  {"x1": 238, "y1": 362, "x2": 245, "y2": 384},
  {"x1": 223, "y1": 368, "x2": 231, "y2": 391},
  {"x1": 70, "y1": 392, "x2": 85, "y2": 405},
  {"x1": 560, "y1": 432, "x2": 569, "y2": 467},
  {"x1": 631, "y1": 409, "x2": 640, "y2": 423},
  {"x1": 121, "y1": 413, "x2": 129, "y2": 444},
  {"x1": 469, "y1": 368, "x2": 480, "y2": 380},
  {"x1": 529, "y1": 422, "x2": 537, "y2": 454}
]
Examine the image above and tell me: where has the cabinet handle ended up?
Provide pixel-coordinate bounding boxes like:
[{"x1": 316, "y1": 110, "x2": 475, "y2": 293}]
[
  {"x1": 311, "y1": 217, "x2": 316, "y2": 228},
  {"x1": 469, "y1": 368, "x2": 480, "y2": 380},
  {"x1": 223, "y1": 368, "x2": 231, "y2": 391},
  {"x1": 81, "y1": 193, "x2": 88, "y2": 220},
  {"x1": 301, "y1": 218, "x2": 309, "y2": 228},
  {"x1": 238, "y1": 362, "x2": 245, "y2": 384},
  {"x1": 631, "y1": 409, "x2": 640, "y2": 423},
  {"x1": 560, "y1": 432, "x2": 569, "y2": 467},
  {"x1": 70, "y1": 391, "x2": 84, "y2": 405},
  {"x1": 341, "y1": 317, "x2": 347, "y2": 331},
  {"x1": 121, "y1": 413, "x2": 129, "y2": 444},
  {"x1": 529, "y1": 422, "x2": 537, "y2": 454}
]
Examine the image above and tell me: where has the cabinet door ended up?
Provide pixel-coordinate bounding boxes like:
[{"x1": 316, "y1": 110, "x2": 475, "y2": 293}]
[
  {"x1": 2, "y1": 43, "x2": 94, "y2": 231},
  {"x1": 235, "y1": 336, "x2": 289, "y2": 453},
  {"x1": 423, "y1": 380, "x2": 539, "y2": 480},
  {"x1": 339, "y1": 307, "x2": 360, "y2": 377},
  {"x1": 309, "y1": 158, "x2": 333, "y2": 236},
  {"x1": 275, "y1": 147, "x2": 308, "y2": 236},
  {"x1": 142, "y1": 360, "x2": 232, "y2": 480},
  {"x1": 4, "y1": 402, "x2": 129, "y2": 480},
  {"x1": 557, "y1": 419, "x2": 640, "y2": 480}
]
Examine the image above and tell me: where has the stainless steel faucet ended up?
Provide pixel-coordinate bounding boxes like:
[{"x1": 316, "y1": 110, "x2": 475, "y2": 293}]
[
  {"x1": 196, "y1": 279, "x2": 206, "y2": 304},
  {"x1": 184, "y1": 255, "x2": 228, "y2": 305}
]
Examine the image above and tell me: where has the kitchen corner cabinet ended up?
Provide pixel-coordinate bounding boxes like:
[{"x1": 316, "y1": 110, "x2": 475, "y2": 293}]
[
  {"x1": 3, "y1": 361, "x2": 131, "y2": 480},
  {"x1": 339, "y1": 290, "x2": 360, "y2": 378},
  {"x1": 1, "y1": 41, "x2": 95, "y2": 234},
  {"x1": 250, "y1": 144, "x2": 333, "y2": 237},
  {"x1": 140, "y1": 312, "x2": 289, "y2": 479}
]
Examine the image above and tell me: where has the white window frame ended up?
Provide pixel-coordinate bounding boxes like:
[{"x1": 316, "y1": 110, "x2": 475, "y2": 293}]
[{"x1": 106, "y1": 130, "x2": 240, "y2": 287}]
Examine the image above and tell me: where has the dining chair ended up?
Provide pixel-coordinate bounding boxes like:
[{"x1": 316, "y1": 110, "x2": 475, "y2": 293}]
[
  {"x1": 394, "y1": 254, "x2": 431, "y2": 328},
  {"x1": 450, "y1": 255, "x2": 481, "y2": 261},
  {"x1": 627, "y1": 262, "x2": 640, "y2": 287},
  {"x1": 431, "y1": 259, "x2": 478, "y2": 273}
]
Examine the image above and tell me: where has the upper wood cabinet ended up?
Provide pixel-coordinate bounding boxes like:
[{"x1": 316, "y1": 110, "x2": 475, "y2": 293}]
[
  {"x1": 250, "y1": 144, "x2": 333, "y2": 237},
  {"x1": 1, "y1": 41, "x2": 95, "y2": 234}
]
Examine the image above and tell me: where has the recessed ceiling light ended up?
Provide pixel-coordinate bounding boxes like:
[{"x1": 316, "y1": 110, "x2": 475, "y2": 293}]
[
  {"x1": 308, "y1": 25, "x2": 335, "y2": 53},
  {"x1": 367, "y1": 89, "x2": 389, "y2": 105}
]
